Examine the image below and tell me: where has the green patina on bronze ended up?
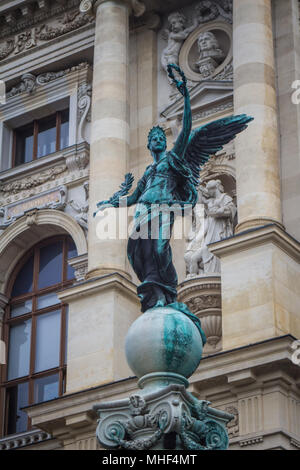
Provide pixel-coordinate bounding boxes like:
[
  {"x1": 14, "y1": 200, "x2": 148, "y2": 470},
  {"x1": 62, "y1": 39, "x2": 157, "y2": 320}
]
[
  {"x1": 94, "y1": 64, "x2": 253, "y2": 329},
  {"x1": 163, "y1": 309, "x2": 193, "y2": 371}
]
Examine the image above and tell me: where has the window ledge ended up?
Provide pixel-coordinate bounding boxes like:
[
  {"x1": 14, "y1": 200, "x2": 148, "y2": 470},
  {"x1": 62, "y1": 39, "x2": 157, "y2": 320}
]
[
  {"x1": 0, "y1": 142, "x2": 89, "y2": 184},
  {"x1": 0, "y1": 428, "x2": 52, "y2": 450}
]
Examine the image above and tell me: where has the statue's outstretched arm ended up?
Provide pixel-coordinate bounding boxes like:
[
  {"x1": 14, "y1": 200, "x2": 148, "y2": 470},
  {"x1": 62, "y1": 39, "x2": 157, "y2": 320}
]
[
  {"x1": 167, "y1": 64, "x2": 192, "y2": 158},
  {"x1": 93, "y1": 173, "x2": 146, "y2": 217}
]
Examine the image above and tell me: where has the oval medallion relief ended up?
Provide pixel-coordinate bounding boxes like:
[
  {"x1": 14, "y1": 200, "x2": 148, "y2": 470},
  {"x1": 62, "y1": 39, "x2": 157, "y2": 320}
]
[{"x1": 179, "y1": 21, "x2": 232, "y2": 81}]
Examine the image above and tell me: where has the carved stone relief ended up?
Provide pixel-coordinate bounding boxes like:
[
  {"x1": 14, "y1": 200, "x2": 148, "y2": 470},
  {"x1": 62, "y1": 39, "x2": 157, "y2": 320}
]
[
  {"x1": 0, "y1": 166, "x2": 67, "y2": 195},
  {"x1": 0, "y1": 186, "x2": 67, "y2": 228},
  {"x1": 78, "y1": 82, "x2": 92, "y2": 142},
  {"x1": 7, "y1": 62, "x2": 90, "y2": 98},
  {"x1": 178, "y1": 278, "x2": 222, "y2": 353},
  {"x1": 225, "y1": 406, "x2": 239, "y2": 438},
  {"x1": 159, "y1": 2, "x2": 233, "y2": 104},
  {"x1": 179, "y1": 20, "x2": 232, "y2": 84},
  {"x1": 0, "y1": 142, "x2": 90, "y2": 208},
  {"x1": 68, "y1": 181, "x2": 89, "y2": 232},
  {"x1": 0, "y1": 8, "x2": 94, "y2": 62}
]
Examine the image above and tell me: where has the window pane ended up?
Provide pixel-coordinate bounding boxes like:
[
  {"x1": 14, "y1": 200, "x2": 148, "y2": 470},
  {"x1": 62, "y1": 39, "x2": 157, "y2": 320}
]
[
  {"x1": 7, "y1": 320, "x2": 32, "y2": 380},
  {"x1": 65, "y1": 307, "x2": 69, "y2": 365},
  {"x1": 7, "y1": 382, "x2": 29, "y2": 435},
  {"x1": 34, "y1": 374, "x2": 59, "y2": 404},
  {"x1": 35, "y1": 310, "x2": 61, "y2": 373},
  {"x1": 11, "y1": 299, "x2": 32, "y2": 318},
  {"x1": 37, "y1": 292, "x2": 60, "y2": 310},
  {"x1": 60, "y1": 109, "x2": 69, "y2": 150},
  {"x1": 11, "y1": 256, "x2": 34, "y2": 298},
  {"x1": 67, "y1": 239, "x2": 77, "y2": 280},
  {"x1": 38, "y1": 241, "x2": 63, "y2": 289},
  {"x1": 37, "y1": 114, "x2": 56, "y2": 158},
  {"x1": 15, "y1": 123, "x2": 34, "y2": 166}
]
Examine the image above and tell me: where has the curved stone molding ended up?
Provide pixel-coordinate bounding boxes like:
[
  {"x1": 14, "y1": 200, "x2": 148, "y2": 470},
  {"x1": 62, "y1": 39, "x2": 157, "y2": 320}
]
[
  {"x1": 0, "y1": 209, "x2": 87, "y2": 294},
  {"x1": 78, "y1": 82, "x2": 92, "y2": 142},
  {"x1": 179, "y1": 21, "x2": 232, "y2": 82}
]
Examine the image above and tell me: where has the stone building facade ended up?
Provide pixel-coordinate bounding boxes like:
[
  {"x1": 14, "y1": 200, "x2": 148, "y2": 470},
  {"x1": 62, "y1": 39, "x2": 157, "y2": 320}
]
[{"x1": 0, "y1": 0, "x2": 299, "y2": 451}]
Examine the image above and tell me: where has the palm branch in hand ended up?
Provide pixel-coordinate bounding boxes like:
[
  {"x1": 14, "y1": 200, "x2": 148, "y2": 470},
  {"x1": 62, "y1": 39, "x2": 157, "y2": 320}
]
[{"x1": 93, "y1": 173, "x2": 134, "y2": 217}]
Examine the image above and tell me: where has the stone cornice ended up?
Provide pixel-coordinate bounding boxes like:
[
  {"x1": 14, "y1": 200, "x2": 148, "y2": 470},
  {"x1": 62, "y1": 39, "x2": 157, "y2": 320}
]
[
  {"x1": 0, "y1": 1, "x2": 82, "y2": 40},
  {"x1": 24, "y1": 375, "x2": 138, "y2": 433},
  {"x1": 209, "y1": 224, "x2": 300, "y2": 263},
  {"x1": 191, "y1": 335, "x2": 298, "y2": 388},
  {"x1": 23, "y1": 335, "x2": 298, "y2": 441},
  {"x1": 57, "y1": 272, "x2": 138, "y2": 303},
  {"x1": 80, "y1": 0, "x2": 146, "y2": 17}
]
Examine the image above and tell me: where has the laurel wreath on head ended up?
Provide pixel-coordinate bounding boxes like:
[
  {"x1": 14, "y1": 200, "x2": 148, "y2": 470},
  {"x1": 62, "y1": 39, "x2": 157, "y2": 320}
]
[{"x1": 167, "y1": 63, "x2": 187, "y2": 88}]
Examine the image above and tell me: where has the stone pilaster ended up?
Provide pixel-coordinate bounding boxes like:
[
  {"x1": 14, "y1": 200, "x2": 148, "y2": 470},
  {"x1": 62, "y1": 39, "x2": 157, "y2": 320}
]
[
  {"x1": 233, "y1": 0, "x2": 283, "y2": 233},
  {"x1": 87, "y1": 0, "x2": 131, "y2": 279}
]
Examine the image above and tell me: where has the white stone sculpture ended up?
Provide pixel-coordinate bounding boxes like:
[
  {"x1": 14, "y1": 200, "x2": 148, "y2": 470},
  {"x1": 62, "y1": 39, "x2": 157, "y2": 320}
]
[
  {"x1": 161, "y1": 12, "x2": 198, "y2": 82},
  {"x1": 68, "y1": 181, "x2": 89, "y2": 231},
  {"x1": 185, "y1": 179, "x2": 236, "y2": 277},
  {"x1": 195, "y1": 31, "x2": 225, "y2": 77}
]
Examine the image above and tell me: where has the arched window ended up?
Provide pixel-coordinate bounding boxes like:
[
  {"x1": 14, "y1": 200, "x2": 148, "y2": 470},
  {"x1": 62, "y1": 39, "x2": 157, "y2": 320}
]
[{"x1": 0, "y1": 236, "x2": 77, "y2": 436}]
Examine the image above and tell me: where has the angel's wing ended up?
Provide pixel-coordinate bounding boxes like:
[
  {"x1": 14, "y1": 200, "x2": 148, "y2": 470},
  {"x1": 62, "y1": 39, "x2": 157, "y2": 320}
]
[{"x1": 185, "y1": 114, "x2": 253, "y2": 187}]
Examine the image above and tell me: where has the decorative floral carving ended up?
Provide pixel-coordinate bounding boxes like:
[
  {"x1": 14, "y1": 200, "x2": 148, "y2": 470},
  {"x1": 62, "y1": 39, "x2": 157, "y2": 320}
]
[
  {"x1": 0, "y1": 6, "x2": 94, "y2": 62},
  {"x1": 0, "y1": 40, "x2": 14, "y2": 60},
  {"x1": 187, "y1": 295, "x2": 221, "y2": 314},
  {"x1": 37, "y1": 11, "x2": 93, "y2": 41},
  {"x1": 0, "y1": 165, "x2": 67, "y2": 195},
  {"x1": 195, "y1": 1, "x2": 232, "y2": 24},
  {"x1": 8, "y1": 73, "x2": 37, "y2": 97},
  {"x1": 7, "y1": 62, "x2": 90, "y2": 98},
  {"x1": 195, "y1": 1, "x2": 219, "y2": 23},
  {"x1": 225, "y1": 406, "x2": 239, "y2": 437},
  {"x1": 68, "y1": 254, "x2": 88, "y2": 282}
]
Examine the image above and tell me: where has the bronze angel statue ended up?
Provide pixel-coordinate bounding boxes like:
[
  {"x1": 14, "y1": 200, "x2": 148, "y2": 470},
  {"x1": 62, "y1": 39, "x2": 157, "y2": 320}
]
[{"x1": 95, "y1": 64, "x2": 253, "y2": 320}]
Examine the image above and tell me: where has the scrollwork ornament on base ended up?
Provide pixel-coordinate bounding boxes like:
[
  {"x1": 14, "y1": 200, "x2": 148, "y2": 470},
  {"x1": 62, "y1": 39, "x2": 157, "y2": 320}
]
[{"x1": 79, "y1": 0, "x2": 94, "y2": 14}]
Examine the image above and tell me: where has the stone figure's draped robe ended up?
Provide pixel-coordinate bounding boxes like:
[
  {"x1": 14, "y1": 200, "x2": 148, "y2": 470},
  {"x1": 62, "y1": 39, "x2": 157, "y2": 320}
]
[
  {"x1": 201, "y1": 193, "x2": 236, "y2": 272},
  {"x1": 127, "y1": 151, "x2": 197, "y2": 312}
]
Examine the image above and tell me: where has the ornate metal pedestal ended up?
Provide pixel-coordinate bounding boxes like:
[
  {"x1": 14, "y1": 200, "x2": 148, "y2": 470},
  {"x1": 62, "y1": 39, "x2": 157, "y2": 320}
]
[{"x1": 94, "y1": 305, "x2": 233, "y2": 450}]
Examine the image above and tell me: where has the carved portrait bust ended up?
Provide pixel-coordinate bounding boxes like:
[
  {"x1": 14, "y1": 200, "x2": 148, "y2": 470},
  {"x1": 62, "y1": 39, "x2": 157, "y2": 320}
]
[{"x1": 196, "y1": 31, "x2": 225, "y2": 77}]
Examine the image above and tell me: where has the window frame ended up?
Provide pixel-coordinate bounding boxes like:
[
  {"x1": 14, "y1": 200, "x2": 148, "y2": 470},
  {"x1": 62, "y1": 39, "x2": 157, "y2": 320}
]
[
  {"x1": 0, "y1": 235, "x2": 75, "y2": 437},
  {"x1": 11, "y1": 110, "x2": 69, "y2": 168}
]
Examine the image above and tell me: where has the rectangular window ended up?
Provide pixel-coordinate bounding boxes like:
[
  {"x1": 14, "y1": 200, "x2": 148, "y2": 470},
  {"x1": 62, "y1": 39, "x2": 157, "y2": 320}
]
[
  {"x1": 12, "y1": 109, "x2": 69, "y2": 167},
  {"x1": 6, "y1": 383, "x2": 29, "y2": 435},
  {"x1": 34, "y1": 374, "x2": 59, "y2": 404},
  {"x1": 34, "y1": 311, "x2": 61, "y2": 373},
  {"x1": 7, "y1": 320, "x2": 32, "y2": 381}
]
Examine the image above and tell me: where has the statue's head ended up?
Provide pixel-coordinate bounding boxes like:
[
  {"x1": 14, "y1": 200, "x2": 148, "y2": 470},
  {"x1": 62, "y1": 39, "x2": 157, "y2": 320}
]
[
  {"x1": 168, "y1": 12, "x2": 186, "y2": 33},
  {"x1": 197, "y1": 31, "x2": 220, "y2": 53},
  {"x1": 206, "y1": 179, "x2": 224, "y2": 197},
  {"x1": 147, "y1": 126, "x2": 167, "y2": 154}
]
